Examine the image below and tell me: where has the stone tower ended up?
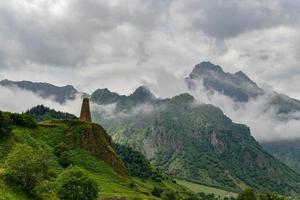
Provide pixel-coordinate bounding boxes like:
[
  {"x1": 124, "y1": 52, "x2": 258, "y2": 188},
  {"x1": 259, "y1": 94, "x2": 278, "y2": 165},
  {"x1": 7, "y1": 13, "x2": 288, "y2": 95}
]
[{"x1": 80, "y1": 98, "x2": 92, "y2": 122}]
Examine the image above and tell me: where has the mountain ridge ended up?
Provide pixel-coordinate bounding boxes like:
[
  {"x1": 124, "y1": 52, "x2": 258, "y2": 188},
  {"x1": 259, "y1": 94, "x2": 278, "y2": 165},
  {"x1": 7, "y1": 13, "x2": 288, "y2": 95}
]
[
  {"x1": 0, "y1": 79, "x2": 79, "y2": 104},
  {"x1": 90, "y1": 88, "x2": 300, "y2": 194}
]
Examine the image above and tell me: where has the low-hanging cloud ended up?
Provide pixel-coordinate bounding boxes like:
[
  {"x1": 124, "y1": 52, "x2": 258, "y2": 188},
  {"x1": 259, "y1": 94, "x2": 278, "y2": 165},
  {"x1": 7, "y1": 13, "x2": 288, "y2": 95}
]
[
  {"x1": 91, "y1": 102, "x2": 157, "y2": 120},
  {"x1": 0, "y1": 86, "x2": 81, "y2": 115},
  {"x1": 189, "y1": 79, "x2": 300, "y2": 141}
]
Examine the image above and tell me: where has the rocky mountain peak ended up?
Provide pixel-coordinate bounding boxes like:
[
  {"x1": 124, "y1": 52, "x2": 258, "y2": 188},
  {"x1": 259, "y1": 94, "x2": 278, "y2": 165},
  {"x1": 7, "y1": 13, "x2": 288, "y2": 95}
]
[
  {"x1": 191, "y1": 61, "x2": 224, "y2": 76},
  {"x1": 130, "y1": 86, "x2": 155, "y2": 101},
  {"x1": 91, "y1": 88, "x2": 120, "y2": 104}
]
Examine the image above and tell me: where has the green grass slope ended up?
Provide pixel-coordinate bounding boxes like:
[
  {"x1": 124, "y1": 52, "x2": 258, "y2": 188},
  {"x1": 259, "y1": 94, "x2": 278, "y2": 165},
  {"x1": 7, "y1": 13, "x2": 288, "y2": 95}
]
[
  {"x1": 0, "y1": 111, "x2": 194, "y2": 199},
  {"x1": 176, "y1": 180, "x2": 238, "y2": 199}
]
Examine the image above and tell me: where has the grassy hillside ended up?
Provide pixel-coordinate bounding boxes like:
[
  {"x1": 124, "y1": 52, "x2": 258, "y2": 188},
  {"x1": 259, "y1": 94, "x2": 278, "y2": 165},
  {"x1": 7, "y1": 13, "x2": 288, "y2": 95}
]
[
  {"x1": 0, "y1": 111, "x2": 195, "y2": 199},
  {"x1": 176, "y1": 180, "x2": 238, "y2": 199}
]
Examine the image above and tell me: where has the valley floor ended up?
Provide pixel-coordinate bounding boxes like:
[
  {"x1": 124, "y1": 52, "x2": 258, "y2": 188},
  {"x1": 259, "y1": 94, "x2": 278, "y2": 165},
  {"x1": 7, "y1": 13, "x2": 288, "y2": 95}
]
[{"x1": 176, "y1": 179, "x2": 238, "y2": 199}]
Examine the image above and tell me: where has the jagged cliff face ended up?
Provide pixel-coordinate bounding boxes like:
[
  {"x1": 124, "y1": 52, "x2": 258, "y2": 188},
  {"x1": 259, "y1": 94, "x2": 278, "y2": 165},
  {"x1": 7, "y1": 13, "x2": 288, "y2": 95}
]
[
  {"x1": 186, "y1": 61, "x2": 263, "y2": 102},
  {"x1": 91, "y1": 90, "x2": 300, "y2": 193},
  {"x1": 45, "y1": 120, "x2": 128, "y2": 176},
  {"x1": 185, "y1": 61, "x2": 300, "y2": 113}
]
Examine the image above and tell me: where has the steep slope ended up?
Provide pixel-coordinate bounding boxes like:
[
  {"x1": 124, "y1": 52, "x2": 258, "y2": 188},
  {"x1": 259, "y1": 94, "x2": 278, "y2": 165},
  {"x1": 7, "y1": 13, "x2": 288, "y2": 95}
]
[
  {"x1": 0, "y1": 111, "x2": 194, "y2": 199},
  {"x1": 91, "y1": 88, "x2": 300, "y2": 194},
  {"x1": 0, "y1": 79, "x2": 79, "y2": 104},
  {"x1": 185, "y1": 61, "x2": 300, "y2": 113},
  {"x1": 262, "y1": 139, "x2": 300, "y2": 174}
]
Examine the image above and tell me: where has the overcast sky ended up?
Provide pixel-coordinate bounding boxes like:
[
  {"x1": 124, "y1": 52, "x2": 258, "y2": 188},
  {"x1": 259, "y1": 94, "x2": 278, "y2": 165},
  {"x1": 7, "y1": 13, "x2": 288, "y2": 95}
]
[{"x1": 0, "y1": 0, "x2": 300, "y2": 99}]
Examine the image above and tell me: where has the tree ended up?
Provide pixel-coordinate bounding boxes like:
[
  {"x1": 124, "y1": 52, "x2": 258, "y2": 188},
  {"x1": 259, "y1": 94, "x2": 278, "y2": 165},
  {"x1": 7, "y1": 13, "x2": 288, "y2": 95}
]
[
  {"x1": 237, "y1": 188, "x2": 257, "y2": 200},
  {"x1": 151, "y1": 187, "x2": 164, "y2": 197},
  {"x1": 4, "y1": 143, "x2": 49, "y2": 192},
  {"x1": 259, "y1": 192, "x2": 285, "y2": 200},
  {"x1": 10, "y1": 113, "x2": 36, "y2": 128},
  {"x1": 56, "y1": 166, "x2": 99, "y2": 200},
  {"x1": 162, "y1": 191, "x2": 178, "y2": 200}
]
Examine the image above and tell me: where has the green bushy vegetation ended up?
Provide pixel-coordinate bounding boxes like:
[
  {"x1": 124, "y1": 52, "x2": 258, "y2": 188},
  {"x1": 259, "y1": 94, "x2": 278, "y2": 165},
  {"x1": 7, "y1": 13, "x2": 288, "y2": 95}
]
[
  {"x1": 113, "y1": 143, "x2": 163, "y2": 180},
  {"x1": 56, "y1": 166, "x2": 98, "y2": 200},
  {"x1": 26, "y1": 105, "x2": 77, "y2": 121},
  {"x1": 4, "y1": 143, "x2": 51, "y2": 197},
  {"x1": 237, "y1": 188, "x2": 285, "y2": 200},
  {"x1": 0, "y1": 111, "x2": 196, "y2": 199}
]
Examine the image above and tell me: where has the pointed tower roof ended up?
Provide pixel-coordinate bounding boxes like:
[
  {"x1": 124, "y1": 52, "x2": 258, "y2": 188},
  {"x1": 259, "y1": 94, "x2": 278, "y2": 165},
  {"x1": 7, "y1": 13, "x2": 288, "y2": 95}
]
[{"x1": 80, "y1": 98, "x2": 92, "y2": 122}]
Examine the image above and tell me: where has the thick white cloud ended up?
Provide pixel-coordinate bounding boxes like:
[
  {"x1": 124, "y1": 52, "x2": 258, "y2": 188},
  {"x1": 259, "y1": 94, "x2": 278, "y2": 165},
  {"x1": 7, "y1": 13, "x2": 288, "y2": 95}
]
[
  {"x1": 0, "y1": 86, "x2": 81, "y2": 115},
  {"x1": 0, "y1": 0, "x2": 300, "y2": 98},
  {"x1": 189, "y1": 80, "x2": 300, "y2": 141}
]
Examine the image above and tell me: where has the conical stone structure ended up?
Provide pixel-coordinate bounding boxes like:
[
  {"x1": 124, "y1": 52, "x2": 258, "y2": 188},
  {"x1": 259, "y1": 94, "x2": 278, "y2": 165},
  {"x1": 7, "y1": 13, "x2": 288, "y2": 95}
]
[{"x1": 80, "y1": 98, "x2": 92, "y2": 122}]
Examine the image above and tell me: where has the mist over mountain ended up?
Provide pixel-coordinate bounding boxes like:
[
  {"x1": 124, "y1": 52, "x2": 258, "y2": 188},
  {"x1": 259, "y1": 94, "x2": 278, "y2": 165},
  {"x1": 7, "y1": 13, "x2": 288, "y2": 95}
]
[
  {"x1": 1, "y1": 61, "x2": 300, "y2": 182},
  {"x1": 186, "y1": 61, "x2": 263, "y2": 102},
  {"x1": 90, "y1": 87, "x2": 300, "y2": 193},
  {"x1": 0, "y1": 79, "x2": 79, "y2": 104},
  {"x1": 1, "y1": 61, "x2": 300, "y2": 142},
  {"x1": 186, "y1": 61, "x2": 300, "y2": 114}
]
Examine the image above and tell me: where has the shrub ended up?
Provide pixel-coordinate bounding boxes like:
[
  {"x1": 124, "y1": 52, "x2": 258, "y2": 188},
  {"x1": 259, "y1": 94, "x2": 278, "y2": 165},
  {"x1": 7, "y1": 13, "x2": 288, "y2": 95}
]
[
  {"x1": 162, "y1": 191, "x2": 178, "y2": 200},
  {"x1": 259, "y1": 192, "x2": 285, "y2": 200},
  {"x1": 58, "y1": 151, "x2": 71, "y2": 168},
  {"x1": 56, "y1": 166, "x2": 99, "y2": 200},
  {"x1": 185, "y1": 195, "x2": 199, "y2": 200},
  {"x1": 129, "y1": 181, "x2": 136, "y2": 189},
  {"x1": 4, "y1": 143, "x2": 49, "y2": 193},
  {"x1": 0, "y1": 112, "x2": 12, "y2": 139},
  {"x1": 54, "y1": 142, "x2": 69, "y2": 157},
  {"x1": 151, "y1": 187, "x2": 164, "y2": 197},
  {"x1": 10, "y1": 113, "x2": 37, "y2": 128},
  {"x1": 237, "y1": 188, "x2": 257, "y2": 200}
]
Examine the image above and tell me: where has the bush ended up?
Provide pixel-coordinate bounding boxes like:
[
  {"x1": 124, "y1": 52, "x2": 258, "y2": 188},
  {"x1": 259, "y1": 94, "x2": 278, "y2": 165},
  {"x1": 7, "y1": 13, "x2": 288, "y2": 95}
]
[
  {"x1": 56, "y1": 166, "x2": 99, "y2": 200},
  {"x1": 151, "y1": 187, "x2": 164, "y2": 197},
  {"x1": 10, "y1": 113, "x2": 37, "y2": 128},
  {"x1": 54, "y1": 142, "x2": 71, "y2": 168},
  {"x1": 237, "y1": 188, "x2": 257, "y2": 200},
  {"x1": 0, "y1": 112, "x2": 12, "y2": 139},
  {"x1": 185, "y1": 195, "x2": 199, "y2": 200},
  {"x1": 4, "y1": 143, "x2": 49, "y2": 193},
  {"x1": 58, "y1": 151, "x2": 71, "y2": 168},
  {"x1": 259, "y1": 192, "x2": 285, "y2": 200},
  {"x1": 54, "y1": 142, "x2": 69, "y2": 157},
  {"x1": 162, "y1": 191, "x2": 178, "y2": 200}
]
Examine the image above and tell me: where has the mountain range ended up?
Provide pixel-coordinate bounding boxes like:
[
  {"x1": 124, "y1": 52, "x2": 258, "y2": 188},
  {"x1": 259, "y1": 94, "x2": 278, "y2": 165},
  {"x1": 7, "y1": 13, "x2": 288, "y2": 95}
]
[
  {"x1": 186, "y1": 61, "x2": 300, "y2": 114},
  {"x1": 0, "y1": 79, "x2": 79, "y2": 104},
  {"x1": 90, "y1": 87, "x2": 300, "y2": 193},
  {"x1": 1, "y1": 61, "x2": 300, "y2": 194}
]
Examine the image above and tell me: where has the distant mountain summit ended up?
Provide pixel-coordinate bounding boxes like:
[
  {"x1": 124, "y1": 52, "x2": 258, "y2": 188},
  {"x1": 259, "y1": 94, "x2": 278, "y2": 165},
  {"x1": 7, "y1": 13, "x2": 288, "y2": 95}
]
[
  {"x1": 186, "y1": 61, "x2": 300, "y2": 113},
  {"x1": 186, "y1": 61, "x2": 263, "y2": 101},
  {"x1": 91, "y1": 86, "x2": 156, "y2": 112},
  {"x1": 0, "y1": 79, "x2": 79, "y2": 104},
  {"x1": 130, "y1": 86, "x2": 155, "y2": 102}
]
